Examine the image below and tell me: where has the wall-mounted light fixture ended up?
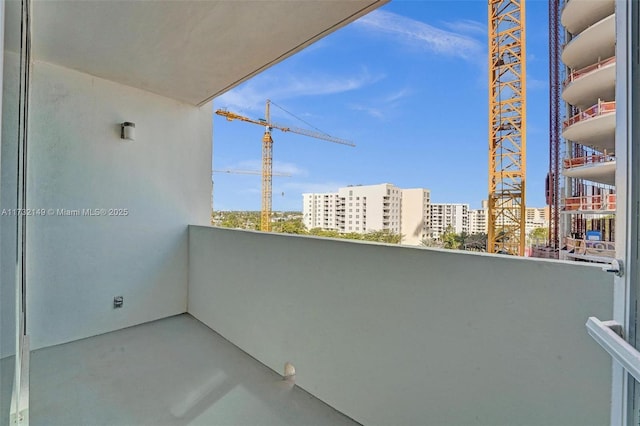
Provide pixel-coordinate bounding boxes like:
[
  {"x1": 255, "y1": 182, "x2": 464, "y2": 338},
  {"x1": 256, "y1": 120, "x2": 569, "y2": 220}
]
[{"x1": 120, "y1": 122, "x2": 136, "y2": 141}]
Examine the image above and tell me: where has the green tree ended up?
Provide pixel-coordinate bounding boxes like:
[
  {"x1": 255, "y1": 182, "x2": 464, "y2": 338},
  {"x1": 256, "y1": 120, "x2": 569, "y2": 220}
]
[
  {"x1": 273, "y1": 218, "x2": 306, "y2": 234},
  {"x1": 363, "y1": 230, "x2": 402, "y2": 244},
  {"x1": 220, "y1": 212, "x2": 243, "y2": 229},
  {"x1": 465, "y1": 233, "x2": 487, "y2": 252},
  {"x1": 420, "y1": 237, "x2": 441, "y2": 248},
  {"x1": 308, "y1": 228, "x2": 341, "y2": 239},
  {"x1": 455, "y1": 231, "x2": 470, "y2": 250},
  {"x1": 342, "y1": 232, "x2": 364, "y2": 240},
  {"x1": 442, "y1": 226, "x2": 460, "y2": 249},
  {"x1": 529, "y1": 227, "x2": 548, "y2": 242}
]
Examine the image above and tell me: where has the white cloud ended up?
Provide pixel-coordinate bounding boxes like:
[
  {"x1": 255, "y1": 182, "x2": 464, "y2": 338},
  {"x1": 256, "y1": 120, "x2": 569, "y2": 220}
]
[
  {"x1": 355, "y1": 10, "x2": 484, "y2": 61},
  {"x1": 349, "y1": 104, "x2": 384, "y2": 119},
  {"x1": 215, "y1": 69, "x2": 384, "y2": 113},
  {"x1": 442, "y1": 19, "x2": 486, "y2": 35},
  {"x1": 384, "y1": 88, "x2": 412, "y2": 103},
  {"x1": 349, "y1": 88, "x2": 411, "y2": 120}
]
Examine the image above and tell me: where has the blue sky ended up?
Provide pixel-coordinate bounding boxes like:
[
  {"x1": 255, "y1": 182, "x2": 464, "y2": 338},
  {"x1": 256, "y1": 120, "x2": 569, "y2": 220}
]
[{"x1": 212, "y1": 0, "x2": 550, "y2": 211}]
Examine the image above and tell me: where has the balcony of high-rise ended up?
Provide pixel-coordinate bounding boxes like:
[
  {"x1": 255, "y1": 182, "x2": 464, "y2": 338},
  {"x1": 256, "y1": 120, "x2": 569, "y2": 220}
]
[{"x1": 3, "y1": 1, "x2": 640, "y2": 426}]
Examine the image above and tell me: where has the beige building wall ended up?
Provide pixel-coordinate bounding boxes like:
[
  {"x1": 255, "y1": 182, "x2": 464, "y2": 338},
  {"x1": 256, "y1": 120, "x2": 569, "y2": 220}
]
[
  {"x1": 337, "y1": 184, "x2": 402, "y2": 234},
  {"x1": 401, "y1": 188, "x2": 431, "y2": 246}
]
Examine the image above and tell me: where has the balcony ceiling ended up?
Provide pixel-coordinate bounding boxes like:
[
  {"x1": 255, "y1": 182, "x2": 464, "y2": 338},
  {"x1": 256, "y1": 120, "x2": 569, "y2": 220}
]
[
  {"x1": 562, "y1": 161, "x2": 616, "y2": 186},
  {"x1": 25, "y1": 0, "x2": 388, "y2": 106},
  {"x1": 561, "y1": 0, "x2": 615, "y2": 35},
  {"x1": 562, "y1": 62, "x2": 616, "y2": 110},
  {"x1": 562, "y1": 112, "x2": 616, "y2": 153},
  {"x1": 562, "y1": 13, "x2": 615, "y2": 70}
]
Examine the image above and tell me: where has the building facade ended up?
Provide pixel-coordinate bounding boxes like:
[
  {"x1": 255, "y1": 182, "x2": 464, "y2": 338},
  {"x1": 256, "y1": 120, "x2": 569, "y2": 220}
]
[
  {"x1": 303, "y1": 184, "x2": 431, "y2": 243},
  {"x1": 303, "y1": 184, "x2": 405, "y2": 235},
  {"x1": 559, "y1": 0, "x2": 616, "y2": 262},
  {"x1": 429, "y1": 203, "x2": 469, "y2": 238},
  {"x1": 401, "y1": 188, "x2": 432, "y2": 245},
  {"x1": 468, "y1": 202, "x2": 548, "y2": 237},
  {"x1": 469, "y1": 208, "x2": 488, "y2": 235},
  {"x1": 337, "y1": 184, "x2": 402, "y2": 235},
  {"x1": 302, "y1": 193, "x2": 340, "y2": 231},
  {"x1": 303, "y1": 188, "x2": 548, "y2": 246}
]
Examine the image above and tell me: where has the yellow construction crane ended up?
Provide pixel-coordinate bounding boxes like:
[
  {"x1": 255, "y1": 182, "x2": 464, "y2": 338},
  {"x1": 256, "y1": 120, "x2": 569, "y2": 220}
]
[
  {"x1": 212, "y1": 169, "x2": 291, "y2": 212},
  {"x1": 215, "y1": 100, "x2": 354, "y2": 232},
  {"x1": 488, "y1": 0, "x2": 527, "y2": 255}
]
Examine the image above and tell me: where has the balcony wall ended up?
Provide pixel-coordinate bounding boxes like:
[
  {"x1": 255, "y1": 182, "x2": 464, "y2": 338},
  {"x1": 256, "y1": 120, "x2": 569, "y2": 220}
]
[
  {"x1": 1, "y1": 52, "x2": 20, "y2": 360},
  {"x1": 23, "y1": 61, "x2": 213, "y2": 351},
  {"x1": 188, "y1": 226, "x2": 614, "y2": 426}
]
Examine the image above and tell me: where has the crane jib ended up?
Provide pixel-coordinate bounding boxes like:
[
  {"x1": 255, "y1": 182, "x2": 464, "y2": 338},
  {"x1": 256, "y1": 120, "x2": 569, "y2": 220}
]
[{"x1": 215, "y1": 101, "x2": 354, "y2": 232}]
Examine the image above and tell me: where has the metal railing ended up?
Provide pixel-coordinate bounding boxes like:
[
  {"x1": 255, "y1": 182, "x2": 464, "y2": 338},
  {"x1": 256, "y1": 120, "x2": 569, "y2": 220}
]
[
  {"x1": 563, "y1": 154, "x2": 615, "y2": 169},
  {"x1": 564, "y1": 100, "x2": 616, "y2": 128},
  {"x1": 562, "y1": 194, "x2": 616, "y2": 211},
  {"x1": 564, "y1": 56, "x2": 616, "y2": 87},
  {"x1": 565, "y1": 236, "x2": 616, "y2": 258}
]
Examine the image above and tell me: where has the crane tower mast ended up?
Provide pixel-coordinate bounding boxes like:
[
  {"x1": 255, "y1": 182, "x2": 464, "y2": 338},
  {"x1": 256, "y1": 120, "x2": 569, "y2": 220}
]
[
  {"x1": 488, "y1": 0, "x2": 527, "y2": 256},
  {"x1": 215, "y1": 100, "x2": 353, "y2": 232}
]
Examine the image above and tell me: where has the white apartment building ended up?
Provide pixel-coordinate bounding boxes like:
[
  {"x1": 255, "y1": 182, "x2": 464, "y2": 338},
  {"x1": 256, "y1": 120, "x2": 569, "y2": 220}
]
[
  {"x1": 304, "y1": 184, "x2": 421, "y2": 239},
  {"x1": 526, "y1": 207, "x2": 550, "y2": 235},
  {"x1": 401, "y1": 188, "x2": 431, "y2": 245},
  {"x1": 302, "y1": 189, "x2": 548, "y2": 245},
  {"x1": 337, "y1": 184, "x2": 402, "y2": 234},
  {"x1": 429, "y1": 203, "x2": 469, "y2": 238},
  {"x1": 302, "y1": 192, "x2": 340, "y2": 231},
  {"x1": 471, "y1": 202, "x2": 549, "y2": 236},
  {"x1": 469, "y1": 209, "x2": 488, "y2": 235}
]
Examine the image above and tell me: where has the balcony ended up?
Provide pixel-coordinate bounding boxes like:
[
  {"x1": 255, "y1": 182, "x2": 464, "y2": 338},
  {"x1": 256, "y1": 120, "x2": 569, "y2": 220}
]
[
  {"x1": 562, "y1": 154, "x2": 616, "y2": 185},
  {"x1": 563, "y1": 57, "x2": 615, "y2": 109},
  {"x1": 561, "y1": 0, "x2": 615, "y2": 35},
  {"x1": 1, "y1": 227, "x2": 615, "y2": 425},
  {"x1": 562, "y1": 100, "x2": 616, "y2": 151},
  {"x1": 562, "y1": 194, "x2": 616, "y2": 213},
  {"x1": 186, "y1": 227, "x2": 613, "y2": 425},
  {"x1": 563, "y1": 236, "x2": 616, "y2": 263},
  {"x1": 562, "y1": 13, "x2": 615, "y2": 70},
  {"x1": 0, "y1": 1, "x2": 626, "y2": 424}
]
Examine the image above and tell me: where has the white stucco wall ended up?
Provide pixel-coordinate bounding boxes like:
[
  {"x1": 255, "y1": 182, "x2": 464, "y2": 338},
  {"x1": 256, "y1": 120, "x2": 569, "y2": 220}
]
[
  {"x1": 1, "y1": 51, "x2": 19, "y2": 359},
  {"x1": 189, "y1": 226, "x2": 613, "y2": 426},
  {"x1": 26, "y1": 61, "x2": 212, "y2": 350}
]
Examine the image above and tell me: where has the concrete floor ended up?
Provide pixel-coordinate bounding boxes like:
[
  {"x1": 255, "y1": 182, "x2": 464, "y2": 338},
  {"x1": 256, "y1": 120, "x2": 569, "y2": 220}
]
[{"x1": 22, "y1": 314, "x2": 359, "y2": 426}]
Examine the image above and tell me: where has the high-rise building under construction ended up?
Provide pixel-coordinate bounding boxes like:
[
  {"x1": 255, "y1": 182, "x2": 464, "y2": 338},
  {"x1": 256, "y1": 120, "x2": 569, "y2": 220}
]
[{"x1": 556, "y1": 0, "x2": 616, "y2": 263}]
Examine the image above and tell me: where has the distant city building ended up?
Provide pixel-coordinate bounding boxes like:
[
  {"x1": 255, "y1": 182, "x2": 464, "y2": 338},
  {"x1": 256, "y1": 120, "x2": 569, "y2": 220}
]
[
  {"x1": 470, "y1": 201, "x2": 549, "y2": 236},
  {"x1": 338, "y1": 183, "x2": 403, "y2": 235},
  {"x1": 303, "y1": 184, "x2": 405, "y2": 235},
  {"x1": 429, "y1": 203, "x2": 469, "y2": 238},
  {"x1": 469, "y1": 208, "x2": 488, "y2": 235},
  {"x1": 525, "y1": 206, "x2": 550, "y2": 235},
  {"x1": 303, "y1": 187, "x2": 548, "y2": 246},
  {"x1": 401, "y1": 188, "x2": 432, "y2": 245},
  {"x1": 302, "y1": 193, "x2": 340, "y2": 231}
]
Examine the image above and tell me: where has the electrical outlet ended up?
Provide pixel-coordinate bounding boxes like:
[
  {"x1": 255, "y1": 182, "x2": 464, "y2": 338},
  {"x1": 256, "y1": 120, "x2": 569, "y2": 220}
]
[{"x1": 113, "y1": 296, "x2": 123, "y2": 309}]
